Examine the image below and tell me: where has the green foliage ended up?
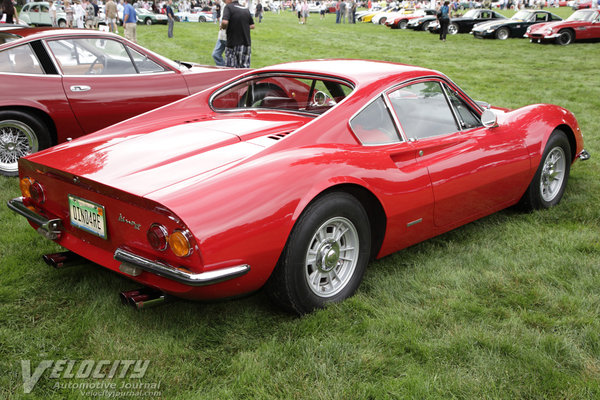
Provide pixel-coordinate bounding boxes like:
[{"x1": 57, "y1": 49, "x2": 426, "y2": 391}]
[{"x1": 1, "y1": 8, "x2": 599, "y2": 399}]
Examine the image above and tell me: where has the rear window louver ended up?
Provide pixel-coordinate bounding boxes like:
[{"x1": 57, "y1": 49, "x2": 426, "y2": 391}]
[{"x1": 268, "y1": 132, "x2": 291, "y2": 141}]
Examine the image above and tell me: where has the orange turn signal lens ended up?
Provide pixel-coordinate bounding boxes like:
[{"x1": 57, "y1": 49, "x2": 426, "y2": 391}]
[
  {"x1": 19, "y1": 177, "x2": 34, "y2": 198},
  {"x1": 168, "y1": 230, "x2": 191, "y2": 258}
]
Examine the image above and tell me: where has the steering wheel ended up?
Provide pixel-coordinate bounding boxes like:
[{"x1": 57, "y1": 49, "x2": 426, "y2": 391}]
[
  {"x1": 86, "y1": 55, "x2": 106, "y2": 75},
  {"x1": 309, "y1": 90, "x2": 334, "y2": 109}
]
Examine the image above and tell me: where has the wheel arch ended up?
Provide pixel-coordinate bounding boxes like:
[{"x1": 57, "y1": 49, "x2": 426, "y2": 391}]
[
  {"x1": 0, "y1": 105, "x2": 58, "y2": 146},
  {"x1": 555, "y1": 123, "x2": 577, "y2": 162},
  {"x1": 296, "y1": 183, "x2": 387, "y2": 261}
]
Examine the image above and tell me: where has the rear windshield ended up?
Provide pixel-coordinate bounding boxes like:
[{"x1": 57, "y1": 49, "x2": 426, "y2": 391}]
[{"x1": 211, "y1": 74, "x2": 354, "y2": 115}]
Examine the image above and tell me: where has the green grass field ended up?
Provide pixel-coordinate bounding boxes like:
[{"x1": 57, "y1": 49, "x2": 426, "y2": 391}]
[{"x1": 1, "y1": 8, "x2": 599, "y2": 399}]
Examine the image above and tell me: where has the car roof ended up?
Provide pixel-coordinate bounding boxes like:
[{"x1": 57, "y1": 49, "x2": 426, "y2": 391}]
[
  {"x1": 0, "y1": 27, "x2": 123, "y2": 48},
  {"x1": 256, "y1": 59, "x2": 441, "y2": 88}
]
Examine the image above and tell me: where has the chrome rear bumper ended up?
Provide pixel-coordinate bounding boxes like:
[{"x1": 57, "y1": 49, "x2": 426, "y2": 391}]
[
  {"x1": 7, "y1": 197, "x2": 62, "y2": 240},
  {"x1": 114, "y1": 248, "x2": 250, "y2": 287}
]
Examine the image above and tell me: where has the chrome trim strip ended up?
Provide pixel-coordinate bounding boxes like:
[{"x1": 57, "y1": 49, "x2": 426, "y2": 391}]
[
  {"x1": 7, "y1": 197, "x2": 63, "y2": 239},
  {"x1": 113, "y1": 248, "x2": 250, "y2": 287},
  {"x1": 578, "y1": 149, "x2": 590, "y2": 161},
  {"x1": 407, "y1": 218, "x2": 423, "y2": 227}
]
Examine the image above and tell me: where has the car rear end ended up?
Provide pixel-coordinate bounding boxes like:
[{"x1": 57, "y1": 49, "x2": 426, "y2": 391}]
[{"x1": 8, "y1": 158, "x2": 249, "y2": 299}]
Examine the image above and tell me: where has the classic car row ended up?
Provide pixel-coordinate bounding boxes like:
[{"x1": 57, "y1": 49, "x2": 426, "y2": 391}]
[
  {"x1": 5, "y1": 45, "x2": 590, "y2": 313},
  {"x1": 367, "y1": 5, "x2": 600, "y2": 45}
]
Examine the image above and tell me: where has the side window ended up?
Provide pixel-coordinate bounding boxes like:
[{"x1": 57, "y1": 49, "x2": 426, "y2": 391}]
[
  {"x1": 48, "y1": 38, "x2": 139, "y2": 75},
  {"x1": 127, "y1": 47, "x2": 166, "y2": 73},
  {"x1": 387, "y1": 81, "x2": 458, "y2": 140},
  {"x1": 445, "y1": 85, "x2": 482, "y2": 130},
  {"x1": 0, "y1": 45, "x2": 44, "y2": 74},
  {"x1": 536, "y1": 13, "x2": 547, "y2": 22},
  {"x1": 350, "y1": 96, "x2": 401, "y2": 145}
]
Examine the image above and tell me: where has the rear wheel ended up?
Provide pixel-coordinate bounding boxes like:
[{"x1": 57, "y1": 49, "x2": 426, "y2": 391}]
[
  {"x1": 495, "y1": 27, "x2": 510, "y2": 40},
  {"x1": 448, "y1": 22, "x2": 459, "y2": 35},
  {"x1": 399, "y1": 19, "x2": 408, "y2": 29},
  {"x1": 145, "y1": 18, "x2": 153, "y2": 25},
  {"x1": 58, "y1": 19, "x2": 67, "y2": 28},
  {"x1": 266, "y1": 192, "x2": 371, "y2": 315},
  {"x1": 556, "y1": 29, "x2": 573, "y2": 45},
  {"x1": 518, "y1": 130, "x2": 571, "y2": 210},
  {"x1": 0, "y1": 111, "x2": 51, "y2": 177},
  {"x1": 422, "y1": 20, "x2": 432, "y2": 31},
  {"x1": 199, "y1": 16, "x2": 206, "y2": 22}
]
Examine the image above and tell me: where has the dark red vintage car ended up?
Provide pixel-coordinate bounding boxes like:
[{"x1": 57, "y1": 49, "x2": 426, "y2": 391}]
[
  {"x1": 526, "y1": 9, "x2": 600, "y2": 45},
  {"x1": 0, "y1": 27, "x2": 246, "y2": 176},
  {"x1": 8, "y1": 60, "x2": 590, "y2": 314}
]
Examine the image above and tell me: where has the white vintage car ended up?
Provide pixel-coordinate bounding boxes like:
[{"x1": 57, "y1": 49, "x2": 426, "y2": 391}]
[{"x1": 19, "y1": 2, "x2": 68, "y2": 27}]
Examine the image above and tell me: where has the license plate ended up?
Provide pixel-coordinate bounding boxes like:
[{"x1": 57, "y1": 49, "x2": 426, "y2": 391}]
[{"x1": 68, "y1": 195, "x2": 107, "y2": 240}]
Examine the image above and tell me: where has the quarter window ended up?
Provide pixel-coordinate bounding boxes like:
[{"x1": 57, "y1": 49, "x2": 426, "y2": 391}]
[
  {"x1": 350, "y1": 96, "x2": 401, "y2": 145},
  {"x1": 387, "y1": 81, "x2": 458, "y2": 140},
  {"x1": 0, "y1": 44, "x2": 44, "y2": 74}
]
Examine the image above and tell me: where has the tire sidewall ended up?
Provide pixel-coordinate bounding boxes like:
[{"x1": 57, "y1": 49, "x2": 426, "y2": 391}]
[{"x1": 282, "y1": 193, "x2": 371, "y2": 313}]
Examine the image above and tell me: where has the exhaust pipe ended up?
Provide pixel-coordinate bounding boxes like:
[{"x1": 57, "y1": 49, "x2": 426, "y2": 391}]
[
  {"x1": 119, "y1": 287, "x2": 170, "y2": 310},
  {"x1": 42, "y1": 251, "x2": 87, "y2": 269}
]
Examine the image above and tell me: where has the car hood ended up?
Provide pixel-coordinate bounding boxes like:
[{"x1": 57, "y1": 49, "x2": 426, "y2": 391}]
[
  {"x1": 26, "y1": 114, "x2": 309, "y2": 197},
  {"x1": 529, "y1": 20, "x2": 582, "y2": 32}
]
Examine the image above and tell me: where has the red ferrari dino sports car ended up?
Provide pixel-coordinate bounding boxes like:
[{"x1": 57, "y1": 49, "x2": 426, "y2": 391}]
[{"x1": 8, "y1": 59, "x2": 590, "y2": 314}]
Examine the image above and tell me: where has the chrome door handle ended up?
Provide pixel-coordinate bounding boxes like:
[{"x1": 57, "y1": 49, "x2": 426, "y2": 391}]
[{"x1": 70, "y1": 85, "x2": 91, "y2": 92}]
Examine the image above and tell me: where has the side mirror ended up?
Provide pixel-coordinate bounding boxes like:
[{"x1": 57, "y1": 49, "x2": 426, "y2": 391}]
[{"x1": 481, "y1": 108, "x2": 498, "y2": 128}]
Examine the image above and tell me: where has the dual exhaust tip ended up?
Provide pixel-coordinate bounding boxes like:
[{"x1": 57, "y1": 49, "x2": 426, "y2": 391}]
[
  {"x1": 42, "y1": 251, "x2": 170, "y2": 310},
  {"x1": 119, "y1": 287, "x2": 169, "y2": 310}
]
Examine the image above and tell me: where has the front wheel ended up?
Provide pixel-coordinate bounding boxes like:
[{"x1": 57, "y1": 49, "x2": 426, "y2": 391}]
[
  {"x1": 266, "y1": 192, "x2": 371, "y2": 315},
  {"x1": 0, "y1": 111, "x2": 51, "y2": 177},
  {"x1": 495, "y1": 27, "x2": 509, "y2": 40},
  {"x1": 422, "y1": 20, "x2": 432, "y2": 31},
  {"x1": 518, "y1": 130, "x2": 571, "y2": 211},
  {"x1": 556, "y1": 29, "x2": 573, "y2": 45},
  {"x1": 145, "y1": 18, "x2": 153, "y2": 25},
  {"x1": 399, "y1": 19, "x2": 408, "y2": 29},
  {"x1": 448, "y1": 22, "x2": 459, "y2": 35}
]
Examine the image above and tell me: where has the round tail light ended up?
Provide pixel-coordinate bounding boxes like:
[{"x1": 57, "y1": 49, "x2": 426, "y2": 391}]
[
  {"x1": 147, "y1": 224, "x2": 168, "y2": 251},
  {"x1": 29, "y1": 182, "x2": 45, "y2": 204},
  {"x1": 168, "y1": 230, "x2": 192, "y2": 258}
]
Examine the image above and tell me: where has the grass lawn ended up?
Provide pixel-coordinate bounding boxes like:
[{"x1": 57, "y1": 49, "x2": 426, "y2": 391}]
[{"x1": 1, "y1": 7, "x2": 599, "y2": 399}]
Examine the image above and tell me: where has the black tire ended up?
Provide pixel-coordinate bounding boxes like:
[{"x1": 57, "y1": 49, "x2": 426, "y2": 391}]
[
  {"x1": 379, "y1": 17, "x2": 387, "y2": 25},
  {"x1": 266, "y1": 192, "x2": 371, "y2": 315},
  {"x1": 518, "y1": 130, "x2": 571, "y2": 211},
  {"x1": 0, "y1": 110, "x2": 51, "y2": 177},
  {"x1": 495, "y1": 27, "x2": 510, "y2": 40},
  {"x1": 58, "y1": 19, "x2": 67, "y2": 28},
  {"x1": 399, "y1": 19, "x2": 408, "y2": 29},
  {"x1": 145, "y1": 18, "x2": 152, "y2": 25},
  {"x1": 199, "y1": 16, "x2": 206, "y2": 22},
  {"x1": 556, "y1": 29, "x2": 573, "y2": 45},
  {"x1": 422, "y1": 20, "x2": 432, "y2": 31}
]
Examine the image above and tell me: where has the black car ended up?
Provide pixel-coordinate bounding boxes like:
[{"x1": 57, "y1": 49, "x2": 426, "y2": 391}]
[
  {"x1": 406, "y1": 15, "x2": 437, "y2": 31},
  {"x1": 472, "y1": 10, "x2": 562, "y2": 39},
  {"x1": 427, "y1": 9, "x2": 506, "y2": 35}
]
